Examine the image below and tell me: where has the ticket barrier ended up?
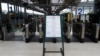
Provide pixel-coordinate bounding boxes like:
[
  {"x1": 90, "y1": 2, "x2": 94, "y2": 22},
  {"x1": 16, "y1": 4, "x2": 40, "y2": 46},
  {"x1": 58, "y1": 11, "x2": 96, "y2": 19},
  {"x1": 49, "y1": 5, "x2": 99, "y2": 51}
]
[
  {"x1": 0, "y1": 22, "x2": 2, "y2": 40},
  {"x1": 1, "y1": 15, "x2": 23, "y2": 41},
  {"x1": 24, "y1": 24, "x2": 29, "y2": 43},
  {"x1": 99, "y1": 26, "x2": 100, "y2": 41},
  {"x1": 61, "y1": 12, "x2": 72, "y2": 42},
  {"x1": 24, "y1": 15, "x2": 45, "y2": 43},
  {"x1": 39, "y1": 23, "x2": 44, "y2": 42},
  {"x1": 1, "y1": 24, "x2": 25, "y2": 41},
  {"x1": 0, "y1": 10, "x2": 1, "y2": 39},
  {"x1": 85, "y1": 23, "x2": 99, "y2": 43},
  {"x1": 24, "y1": 22, "x2": 37, "y2": 43},
  {"x1": 1, "y1": 26, "x2": 7, "y2": 40},
  {"x1": 73, "y1": 23, "x2": 85, "y2": 43},
  {"x1": 63, "y1": 23, "x2": 71, "y2": 42},
  {"x1": 0, "y1": 29, "x2": 1, "y2": 40},
  {"x1": 99, "y1": 28, "x2": 100, "y2": 40},
  {"x1": 1, "y1": 15, "x2": 16, "y2": 41}
]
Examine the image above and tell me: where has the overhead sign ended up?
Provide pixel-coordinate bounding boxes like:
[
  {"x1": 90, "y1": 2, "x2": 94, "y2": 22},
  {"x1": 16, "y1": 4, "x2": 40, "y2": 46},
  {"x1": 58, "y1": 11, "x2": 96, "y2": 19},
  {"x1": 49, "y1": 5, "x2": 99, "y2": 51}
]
[
  {"x1": 46, "y1": 16, "x2": 61, "y2": 37},
  {"x1": 78, "y1": 8, "x2": 83, "y2": 15}
]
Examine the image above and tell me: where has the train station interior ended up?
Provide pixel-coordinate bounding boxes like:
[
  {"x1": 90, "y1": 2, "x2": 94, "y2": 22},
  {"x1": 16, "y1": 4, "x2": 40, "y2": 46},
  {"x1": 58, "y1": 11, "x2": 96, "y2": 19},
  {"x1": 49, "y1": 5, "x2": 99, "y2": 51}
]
[{"x1": 0, "y1": 0, "x2": 100, "y2": 56}]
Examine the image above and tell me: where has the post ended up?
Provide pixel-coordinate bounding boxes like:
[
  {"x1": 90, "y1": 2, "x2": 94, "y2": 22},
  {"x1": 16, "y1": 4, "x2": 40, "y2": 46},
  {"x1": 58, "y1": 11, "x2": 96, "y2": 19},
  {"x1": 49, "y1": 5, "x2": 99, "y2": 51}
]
[
  {"x1": 25, "y1": 24, "x2": 29, "y2": 43},
  {"x1": 2, "y1": 26, "x2": 6, "y2": 40},
  {"x1": 95, "y1": 24, "x2": 99, "y2": 40},
  {"x1": 81, "y1": 23, "x2": 85, "y2": 42},
  {"x1": 39, "y1": 19, "x2": 43, "y2": 42}
]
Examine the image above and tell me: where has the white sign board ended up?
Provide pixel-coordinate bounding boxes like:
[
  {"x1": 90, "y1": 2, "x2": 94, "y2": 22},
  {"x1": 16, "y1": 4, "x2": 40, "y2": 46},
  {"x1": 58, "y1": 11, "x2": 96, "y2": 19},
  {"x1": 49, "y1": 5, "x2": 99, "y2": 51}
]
[{"x1": 46, "y1": 16, "x2": 61, "y2": 37}]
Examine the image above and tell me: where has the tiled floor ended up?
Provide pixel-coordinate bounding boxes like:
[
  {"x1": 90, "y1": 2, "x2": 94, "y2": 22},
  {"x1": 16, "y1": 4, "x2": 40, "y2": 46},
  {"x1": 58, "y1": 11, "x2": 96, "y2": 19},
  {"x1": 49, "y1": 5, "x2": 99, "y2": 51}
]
[{"x1": 0, "y1": 41, "x2": 100, "y2": 56}]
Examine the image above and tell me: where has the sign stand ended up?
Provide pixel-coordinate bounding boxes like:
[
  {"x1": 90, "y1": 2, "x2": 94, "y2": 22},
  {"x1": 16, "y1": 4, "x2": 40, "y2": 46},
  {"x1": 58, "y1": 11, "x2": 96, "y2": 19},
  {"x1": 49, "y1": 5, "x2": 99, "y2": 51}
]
[{"x1": 43, "y1": 15, "x2": 64, "y2": 56}]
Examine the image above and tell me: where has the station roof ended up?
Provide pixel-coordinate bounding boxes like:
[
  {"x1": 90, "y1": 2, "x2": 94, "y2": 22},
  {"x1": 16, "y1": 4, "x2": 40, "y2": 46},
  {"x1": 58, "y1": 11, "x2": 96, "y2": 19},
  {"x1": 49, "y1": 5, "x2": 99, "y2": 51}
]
[{"x1": 0, "y1": 0, "x2": 81, "y2": 14}]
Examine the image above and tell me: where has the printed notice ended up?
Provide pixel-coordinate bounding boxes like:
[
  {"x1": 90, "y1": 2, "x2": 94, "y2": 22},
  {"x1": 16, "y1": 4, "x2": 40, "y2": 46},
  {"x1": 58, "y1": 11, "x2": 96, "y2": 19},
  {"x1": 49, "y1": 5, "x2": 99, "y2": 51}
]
[{"x1": 46, "y1": 16, "x2": 61, "y2": 37}]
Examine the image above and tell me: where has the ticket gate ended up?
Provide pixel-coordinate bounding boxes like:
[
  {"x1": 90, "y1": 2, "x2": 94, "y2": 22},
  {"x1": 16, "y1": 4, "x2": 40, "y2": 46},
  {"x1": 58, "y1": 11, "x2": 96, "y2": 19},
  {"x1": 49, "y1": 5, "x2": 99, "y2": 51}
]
[
  {"x1": 99, "y1": 28, "x2": 100, "y2": 40},
  {"x1": 84, "y1": 13, "x2": 99, "y2": 43},
  {"x1": 24, "y1": 15, "x2": 45, "y2": 43},
  {"x1": 85, "y1": 23, "x2": 99, "y2": 43},
  {"x1": 0, "y1": 26, "x2": 2, "y2": 40},
  {"x1": 38, "y1": 19, "x2": 44, "y2": 43},
  {"x1": 99, "y1": 30, "x2": 100, "y2": 40},
  {"x1": 0, "y1": 16, "x2": 2, "y2": 40},
  {"x1": 1, "y1": 13, "x2": 24, "y2": 41},
  {"x1": 23, "y1": 16, "x2": 36, "y2": 42},
  {"x1": 24, "y1": 22, "x2": 37, "y2": 43},
  {"x1": 61, "y1": 13, "x2": 72, "y2": 42},
  {"x1": 63, "y1": 23, "x2": 71, "y2": 42},
  {"x1": 73, "y1": 23, "x2": 85, "y2": 43}
]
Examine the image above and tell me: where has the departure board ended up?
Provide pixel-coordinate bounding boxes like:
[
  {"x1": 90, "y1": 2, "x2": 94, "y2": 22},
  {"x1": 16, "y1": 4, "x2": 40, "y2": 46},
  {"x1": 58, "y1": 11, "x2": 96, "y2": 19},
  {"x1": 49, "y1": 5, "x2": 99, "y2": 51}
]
[{"x1": 45, "y1": 16, "x2": 61, "y2": 38}]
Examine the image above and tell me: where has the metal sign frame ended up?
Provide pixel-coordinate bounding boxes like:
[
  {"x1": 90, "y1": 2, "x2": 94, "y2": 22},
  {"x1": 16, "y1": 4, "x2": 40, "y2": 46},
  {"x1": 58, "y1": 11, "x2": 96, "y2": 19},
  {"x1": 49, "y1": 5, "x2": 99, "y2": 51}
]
[{"x1": 43, "y1": 15, "x2": 64, "y2": 56}]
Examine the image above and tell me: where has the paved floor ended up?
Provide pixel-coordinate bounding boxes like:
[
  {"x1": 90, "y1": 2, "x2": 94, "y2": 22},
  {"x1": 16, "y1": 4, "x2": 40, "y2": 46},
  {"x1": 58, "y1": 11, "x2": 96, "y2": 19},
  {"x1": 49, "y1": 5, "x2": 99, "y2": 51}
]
[{"x1": 0, "y1": 41, "x2": 100, "y2": 56}]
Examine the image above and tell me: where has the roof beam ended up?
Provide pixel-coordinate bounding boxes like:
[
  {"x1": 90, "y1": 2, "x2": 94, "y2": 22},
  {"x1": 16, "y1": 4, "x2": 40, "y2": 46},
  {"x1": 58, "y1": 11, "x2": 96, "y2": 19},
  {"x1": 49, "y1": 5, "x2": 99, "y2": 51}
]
[
  {"x1": 55, "y1": 0, "x2": 81, "y2": 14},
  {"x1": 0, "y1": 0, "x2": 46, "y2": 14},
  {"x1": 29, "y1": 3, "x2": 68, "y2": 7}
]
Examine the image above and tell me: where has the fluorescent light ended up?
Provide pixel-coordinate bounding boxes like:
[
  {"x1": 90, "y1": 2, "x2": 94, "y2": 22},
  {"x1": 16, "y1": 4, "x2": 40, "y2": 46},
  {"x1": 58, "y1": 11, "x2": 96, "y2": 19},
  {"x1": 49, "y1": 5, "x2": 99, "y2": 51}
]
[
  {"x1": 26, "y1": 9, "x2": 44, "y2": 15},
  {"x1": 33, "y1": 11, "x2": 44, "y2": 15},
  {"x1": 81, "y1": 0, "x2": 87, "y2": 2}
]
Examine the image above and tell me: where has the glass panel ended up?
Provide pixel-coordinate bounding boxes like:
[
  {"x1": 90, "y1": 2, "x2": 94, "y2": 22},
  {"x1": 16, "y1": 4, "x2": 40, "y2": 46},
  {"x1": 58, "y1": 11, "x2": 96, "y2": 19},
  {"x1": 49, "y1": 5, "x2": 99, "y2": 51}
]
[
  {"x1": 84, "y1": 7, "x2": 89, "y2": 14},
  {"x1": 88, "y1": 0, "x2": 94, "y2": 2},
  {"x1": 81, "y1": 0, "x2": 87, "y2": 2},
  {"x1": 9, "y1": 4, "x2": 14, "y2": 12},
  {"x1": 89, "y1": 7, "x2": 94, "y2": 13},
  {"x1": 1, "y1": 3, "x2": 8, "y2": 14},
  {"x1": 21, "y1": 7, "x2": 25, "y2": 13}
]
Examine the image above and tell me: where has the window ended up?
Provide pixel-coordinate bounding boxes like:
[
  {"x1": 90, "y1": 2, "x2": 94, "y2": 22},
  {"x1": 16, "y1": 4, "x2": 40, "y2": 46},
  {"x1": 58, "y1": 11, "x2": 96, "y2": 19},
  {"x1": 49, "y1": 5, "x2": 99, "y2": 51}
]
[
  {"x1": 81, "y1": 0, "x2": 87, "y2": 2},
  {"x1": 84, "y1": 7, "x2": 89, "y2": 14},
  {"x1": 89, "y1": 7, "x2": 94, "y2": 13},
  {"x1": 9, "y1": 4, "x2": 14, "y2": 12},
  {"x1": 88, "y1": 0, "x2": 94, "y2": 2},
  {"x1": 1, "y1": 3, "x2": 8, "y2": 14},
  {"x1": 19, "y1": 6, "x2": 24, "y2": 13}
]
